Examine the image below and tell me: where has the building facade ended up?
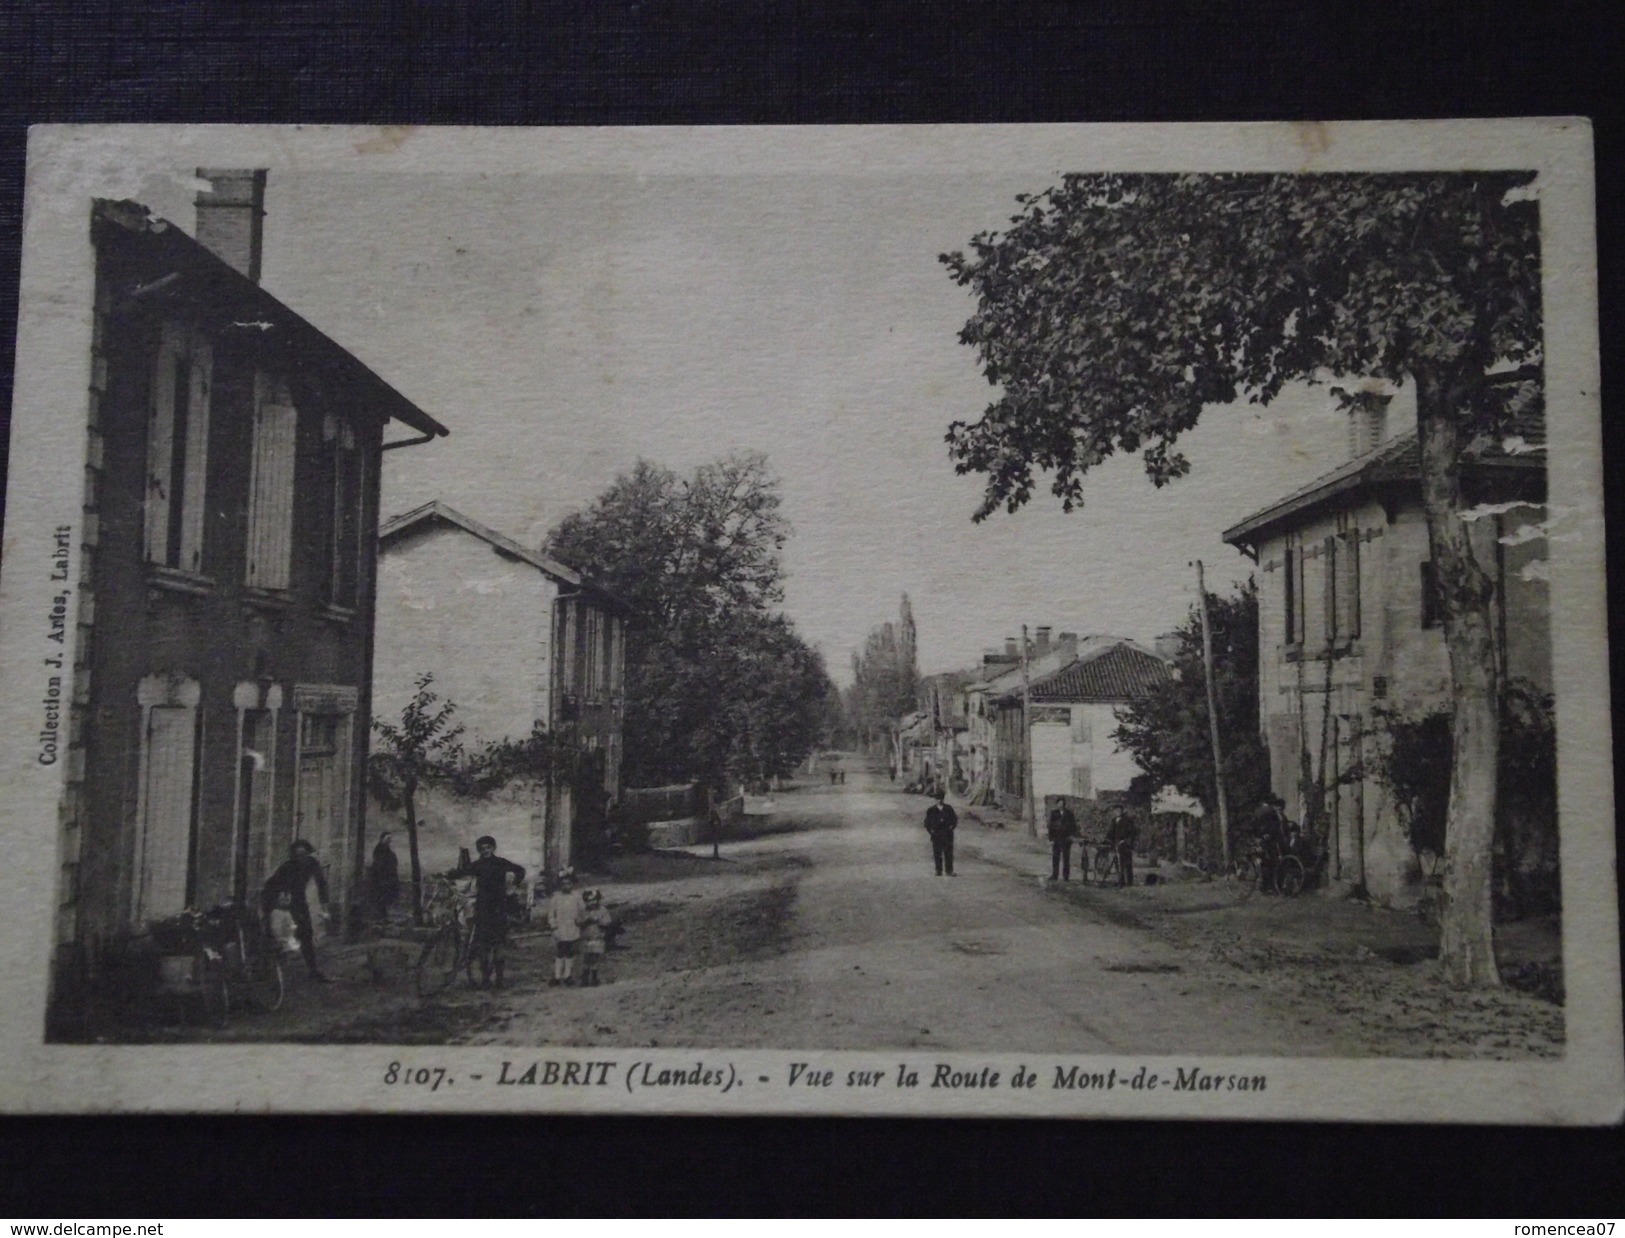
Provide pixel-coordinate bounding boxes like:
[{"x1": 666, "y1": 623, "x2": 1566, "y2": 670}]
[
  {"x1": 373, "y1": 501, "x2": 629, "y2": 876},
  {"x1": 56, "y1": 175, "x2": 449, "y2": 1014},
  {"x1": 1223, "y1": 417, "x2": 1549, "y2": 904}
]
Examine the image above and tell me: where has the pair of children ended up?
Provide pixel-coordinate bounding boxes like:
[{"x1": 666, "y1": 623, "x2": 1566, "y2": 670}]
[{"x1": 545, "y1": 868, "x2": 615, "y2": 987}]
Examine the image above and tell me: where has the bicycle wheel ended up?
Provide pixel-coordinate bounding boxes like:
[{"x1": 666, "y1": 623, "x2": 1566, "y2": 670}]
[
  {"x1": 415, "y1": 926, "x2": 461, "y2": 996},
  {"x1": 196, "y1": 951, "x2": 230, "y2": 1029},
  {"x1": 1093, "y1": 846, "x2": 1116, "y2": 882},
  {"x1": 1276, "y1": 855, "x2": 1306, "y2": 897},
  {"x1": 245, "y1": 953, "x2": 286, "y2": 1012},
  {"x1": 1231, "y1": 854, "x2": 1258, "y2": 883}
]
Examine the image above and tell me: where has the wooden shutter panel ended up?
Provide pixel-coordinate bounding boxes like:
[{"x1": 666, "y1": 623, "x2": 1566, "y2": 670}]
[
  {"x1": 139, "y1": 705, "x2": 197, "y2": 920},
  {"x1": 1341, "y1": 529, "x2": 1361, "y2": 639},
  {"x1": 145, "y1": 324, "x2": 184, "y2": 563},
  {"x1": 1322, "y1": 535, "x2": 1338, "y2": 645},
  {"x1": 179, "y1": 336, "x2": 212, "y2": 572},
  {"x1": 247, "y1": 402, "x2": 297, "y2": 589}
]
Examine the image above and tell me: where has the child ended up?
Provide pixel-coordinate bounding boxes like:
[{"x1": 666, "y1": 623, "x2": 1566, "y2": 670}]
[
  {"x1": 579, "y1": 889, "x2": 614, "y2": 987},
  {"x1": 545, "y1": 868, "x2": 587, "y2": 987}
]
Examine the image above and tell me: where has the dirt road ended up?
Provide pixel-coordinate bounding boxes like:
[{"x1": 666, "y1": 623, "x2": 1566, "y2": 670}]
[{"x1": 283, "y1": 771, "x2": 1559, "y2": 1057}]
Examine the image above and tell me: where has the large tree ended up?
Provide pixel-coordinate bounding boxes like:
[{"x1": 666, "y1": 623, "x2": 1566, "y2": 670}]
[
  {"x1": 1113, "y1": 581, "x2": 1270, "y2": 855},
  {"x1": 546, "y1": 452, "x2": 832, "y2": 792},
  {"x1": 942, "y1": 173, "x2": 1542, "y2": 987},
  {"x1": 845, "y1": 594, "x2": 921, "y2": 751}
]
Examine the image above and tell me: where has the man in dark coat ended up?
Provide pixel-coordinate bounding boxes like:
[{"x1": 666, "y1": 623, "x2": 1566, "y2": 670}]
[
  {"x1": 924, "y1": 790, "x2": 958, "y2": 876},
  {"x1": 367, "y1": 831, "x2": 401, "y2": 927},
  {"x1": 1107, "y1": 808, "x2": 1137, "y2": 888},
  {"x1": 261, "y1": 839, "x2": 333, "y2": 981},
  {"x1": 1047, "y1": 799, "x2": 1079, "y2": 881},
  {"x1": 460, "y1": 835, "x2": 526, "y2": 989}
]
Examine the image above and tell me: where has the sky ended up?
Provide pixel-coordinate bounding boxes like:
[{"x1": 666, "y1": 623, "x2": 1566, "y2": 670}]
[{"x1": 137, "y1": 164, "x2": 1374, "y2": 682}]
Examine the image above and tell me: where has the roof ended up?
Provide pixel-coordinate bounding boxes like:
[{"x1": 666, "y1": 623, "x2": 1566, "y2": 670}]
[
  {"x1": 378, "y1": 501, "x2": 631, "y2": 613},
  {"x1": 1222, "y1": 419, "x2": 1544, "y2": 548},
  {"x1": 92, "y1": 200, "x2": 449, "y2": 439},
  {"x1": 1027, "y1": 642, "x2": 1172, "y2": 704}
]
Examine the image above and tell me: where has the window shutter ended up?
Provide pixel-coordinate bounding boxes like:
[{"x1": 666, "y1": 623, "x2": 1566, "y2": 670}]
[
  {"x1": 139, "y1": 705, "x2": 198, "y2": 920},
  {"x1": 247, "y1": 402, "x2": 297, "y2": 589},
  {"x1": 1341, "y1": 529, "x2": 1361, "y2": 639},
  {"x1": 145, "y1": 324, "x2": 185, "y2": 563},
  {"x1": 1322, "y1": 535, "x2": 1338, "y2": 645},
  {"x1": 179, "y1": 336, "x2": 212, "y2": 573},
  {"x1": 1072, "y1": 766, "x2": 1092, "y2": 798},
  {"x1": 1071, "y1": 709, "x2": 1091, "y2": 744}
]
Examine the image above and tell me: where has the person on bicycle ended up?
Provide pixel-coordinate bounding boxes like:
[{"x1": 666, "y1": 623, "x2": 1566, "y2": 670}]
[
  {"x1": 260, "y1": 839, "x2": 333, "y2": 983},
  {"x1": 1252, "y1": 793, "x2": 1288, "y2": 894},
  {"x1": 1046, "y1": 798, "x2": 1079, "y2": 881},
  {"x1": 459, "y1": 835, "x2": 525, "y2": 990}
]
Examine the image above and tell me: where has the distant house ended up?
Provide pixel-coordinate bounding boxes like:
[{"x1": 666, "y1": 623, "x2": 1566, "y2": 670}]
[
  {"x1": 1222, "y1": 405, "x2": 1549, "y2": 904},
  {"x1": 988, "y1": 638, "x2": 1172, "y2": 818},
  {"x1": 57, "y1": 173, "x2": 449, "y2": 1015},
  {"x1": 373, "y1": 501, "x2": 629, "y2": 876}
]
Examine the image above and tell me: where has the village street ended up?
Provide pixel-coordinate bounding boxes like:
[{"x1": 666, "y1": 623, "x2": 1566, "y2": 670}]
[{"x1": 161, "y1": 768, "x2": 1564, "y2": 1059}]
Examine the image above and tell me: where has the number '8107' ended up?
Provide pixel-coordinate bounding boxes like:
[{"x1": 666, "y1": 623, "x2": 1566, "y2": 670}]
[{"x1": 384, "y1": 1062, "x2": 449, "y2": 1090}]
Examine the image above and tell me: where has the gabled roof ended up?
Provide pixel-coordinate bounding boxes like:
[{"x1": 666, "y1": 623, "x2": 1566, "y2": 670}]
[
  {"x1": 92, "y1": 200, "x2": 449, "y2": 439},
  {"x1": 379, "y1": 500, "x2": 631, "y2": 613},
  {"x1": 1222, "y1": 417, "x2": 1544, "y2": 549},
  {"x1": 1028, "y1": 642, "x2": 1172, "y2": 704}
]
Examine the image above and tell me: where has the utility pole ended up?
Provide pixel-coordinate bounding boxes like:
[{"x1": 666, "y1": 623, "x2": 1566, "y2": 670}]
[
  {"x1": 1194, "y1": 560, "x2": 1232, "y2": 869},
  {"x1": 1021, "y1": 623, "x2": 1037, "y2": 836}
]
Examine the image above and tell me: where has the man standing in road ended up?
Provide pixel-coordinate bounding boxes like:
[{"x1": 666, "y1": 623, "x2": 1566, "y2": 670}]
[
  {"x1": 1107, "y1": 808, "x2": 1137, "y2": 889},
  {"x1": 924, "y1": 789, "x2": 958, "y2": 877},
  {"x1": 1252, "y1": 793, "x2": 1288, "y2": 895},
  {"x1": 1047, "y1": 798, "x2": 1079, "y2": 881}
]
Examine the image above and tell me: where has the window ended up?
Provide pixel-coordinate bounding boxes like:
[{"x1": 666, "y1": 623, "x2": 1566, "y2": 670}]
[
  {"x1": 1283, "y1": 538, "x2": 1304, "y2": 645},
  {"x1": 145, "y1": 323, "x2": 213, "y2": 573},
  {"x1": 134, "y1": 676, "x2": 202, "y2": 922},
  {"x1": 322, "y1": 415, "x2": 364, "y2": 608},
  {"x1": 245, "y1": 373, "x2": 297, "y2": 589},
  {"x1": 1420, "y1": 561, "x2": 1444, "y2": 629}
]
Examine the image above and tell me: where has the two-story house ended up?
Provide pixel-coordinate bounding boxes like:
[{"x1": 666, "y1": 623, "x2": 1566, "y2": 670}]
[
  {"x1": 56, "y1": 172, "x2": 448, "y2": 1018},
  {"x1": 1222, "y1": 403, "x2": 1549, "y2": 904},
  {"x1": 373, "y1": 501, "x2": 629, "y2": 876}
]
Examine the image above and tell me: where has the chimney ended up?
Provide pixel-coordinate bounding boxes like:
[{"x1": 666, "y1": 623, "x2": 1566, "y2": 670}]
[
  {"x1": 1345, "y1": 394, "x2": 1391, "y2": 459},
  {"x1": 1035, "y1": 626, "x2": 1053, "y2": 657},
  {"x1": 195, "y1": 169, "x2": 267, "y2": 282},
  {"x1": 1004, "y1": 638, "x2": 1018, "y2": 658},
  {"x1": 1057, "y1": 631, "x2": 1078, "y2": 660}
]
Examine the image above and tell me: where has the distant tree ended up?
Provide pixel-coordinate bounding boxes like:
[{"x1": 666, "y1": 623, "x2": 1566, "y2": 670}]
[
  {"x1": 368, "y1": 674, "x2": 466, "y2": 924},
  {"x1": 943, "y1": 173, "x2": 1541, "y2": 987},
  {"x1": 846, "y1": 594, "x2": 921, "y2": 750},
  {"x1": 545, "y1": 453, "x2": 828, "y2": 792},
  {"x1": 1113, "y1": 582, "x2": 1270, "y2": 857}
]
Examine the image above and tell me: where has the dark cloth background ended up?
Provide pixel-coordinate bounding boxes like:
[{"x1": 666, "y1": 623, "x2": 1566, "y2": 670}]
[{"x1": 1, "y1": 0, "x2": 1622, "y2": 1219}]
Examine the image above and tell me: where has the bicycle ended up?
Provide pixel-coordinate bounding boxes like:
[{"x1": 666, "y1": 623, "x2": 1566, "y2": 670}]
[
  {"x1": 203, "y1": 902, "x2": 286, "y2": 1015},
  {"x1": 1274, "y1": 829, "x2": 1326, "y2": 897},
  {"x1": 414, "y1": 874, "x2": 477, "y2": 997},
  {"x1": 1092, "y1": 840, "x2": 1133, "y2": 885}
]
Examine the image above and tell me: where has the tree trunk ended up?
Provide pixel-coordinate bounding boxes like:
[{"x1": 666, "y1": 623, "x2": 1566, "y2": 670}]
[
  {"x1": 1415, "y1": 370, "x2": 1501, "y2": 988},
  {"x1": 404, "y1": 777, "x2": 425, "y2": 927}
]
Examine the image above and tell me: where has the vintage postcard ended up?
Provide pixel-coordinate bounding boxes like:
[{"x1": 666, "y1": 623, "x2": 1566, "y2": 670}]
[{"x1": 1, "y1": 121, "x2": 1617, "y2": 1120}]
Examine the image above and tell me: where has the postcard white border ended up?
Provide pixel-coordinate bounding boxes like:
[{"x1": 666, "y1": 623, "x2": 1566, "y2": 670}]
[{"x1": 1, "y1": 120, "x2": 1616, "y2": 1120}]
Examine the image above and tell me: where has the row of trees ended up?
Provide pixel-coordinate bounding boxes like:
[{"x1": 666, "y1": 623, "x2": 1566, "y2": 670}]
[
  {"x1": 545, "y1": 452, "x2": 836, "y2": 795},
  {"x1": 943, "y1": 172, "x2": 1543, "y2": 987}
]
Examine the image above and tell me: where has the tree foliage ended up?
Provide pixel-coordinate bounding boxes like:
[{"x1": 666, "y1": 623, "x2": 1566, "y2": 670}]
[
  {"x1": 943, "y1": 172, "x2": 1544, "y2": 987},
  {"x1": 1113, "y1": 581, "x2": 1270, "y2": 843},
  {"x1": 545, "y1": 452, "x2": 833, "y2": 790}
]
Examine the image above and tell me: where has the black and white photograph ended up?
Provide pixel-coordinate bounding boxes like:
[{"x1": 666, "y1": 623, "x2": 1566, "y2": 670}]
[{"x1": 0, "y1": 121, "x2": 1616, "y2": 1120}]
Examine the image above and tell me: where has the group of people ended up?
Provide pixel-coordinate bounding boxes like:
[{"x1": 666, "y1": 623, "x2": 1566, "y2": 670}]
[
  {"x1": 917, "y1": 789, "x2": 1141, "y2": 887},
  {"x1": 1045, "y1": 800, "x2": 1137, "y2": 887},
  {"x1": 255, "y1": 831, "x2": 616, "y2": 990}
]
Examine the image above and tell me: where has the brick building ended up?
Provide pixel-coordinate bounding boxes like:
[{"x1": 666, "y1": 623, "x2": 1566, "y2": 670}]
[{"x1": 53, "y1": 172, "x2": 448, "y2": 1019}]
